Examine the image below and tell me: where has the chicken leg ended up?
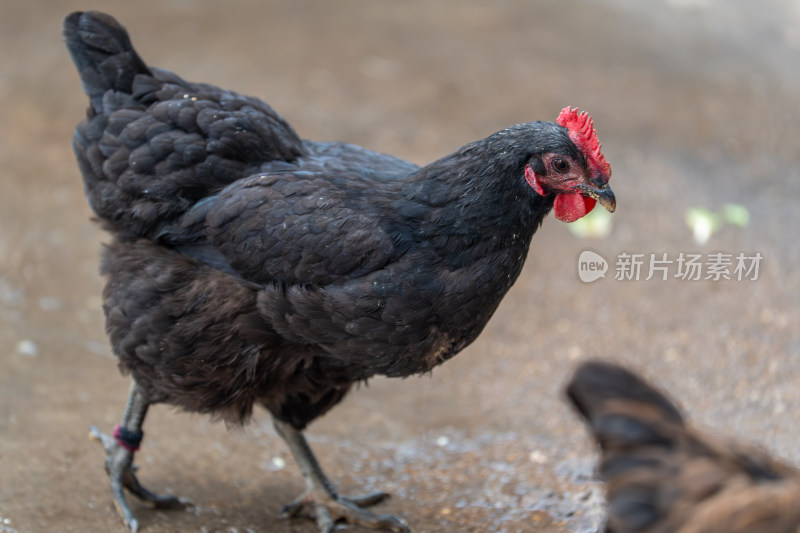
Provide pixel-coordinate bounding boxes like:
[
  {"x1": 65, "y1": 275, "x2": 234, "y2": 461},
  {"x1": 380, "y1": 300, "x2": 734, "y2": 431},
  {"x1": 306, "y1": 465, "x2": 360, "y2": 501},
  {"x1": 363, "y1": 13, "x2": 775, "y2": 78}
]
[
  {"x1": 89, "y1": 381, "x2": 184, "y2": 532},
  {"x1": 273, "y1": 418, "x2": 410, "y2": 533}
]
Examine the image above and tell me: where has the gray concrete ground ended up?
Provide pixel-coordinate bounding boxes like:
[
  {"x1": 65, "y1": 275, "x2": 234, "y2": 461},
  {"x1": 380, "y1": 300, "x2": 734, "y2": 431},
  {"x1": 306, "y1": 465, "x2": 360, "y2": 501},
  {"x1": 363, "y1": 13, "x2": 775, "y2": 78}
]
[{"x1": 1, "y1": 1, "x2": 799, "y2": 531}]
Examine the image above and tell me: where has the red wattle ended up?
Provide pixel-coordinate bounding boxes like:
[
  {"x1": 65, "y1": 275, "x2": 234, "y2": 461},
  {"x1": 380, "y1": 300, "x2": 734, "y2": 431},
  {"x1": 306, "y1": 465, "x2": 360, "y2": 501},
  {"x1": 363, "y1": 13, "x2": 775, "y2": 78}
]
[{"x1": 553, "y1": 193, "x2": 596, "y2": 223}]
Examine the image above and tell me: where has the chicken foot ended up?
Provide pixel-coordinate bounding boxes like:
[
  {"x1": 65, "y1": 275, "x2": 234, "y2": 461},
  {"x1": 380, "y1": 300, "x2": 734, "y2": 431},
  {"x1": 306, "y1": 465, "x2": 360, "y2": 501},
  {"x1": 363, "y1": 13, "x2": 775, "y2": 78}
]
[
  {"x1": 89, "y1": 380, "x2": 185, "y2": 532},
  {"x1": 273, "y1": 417, "x2": 410, "y2": 533}
]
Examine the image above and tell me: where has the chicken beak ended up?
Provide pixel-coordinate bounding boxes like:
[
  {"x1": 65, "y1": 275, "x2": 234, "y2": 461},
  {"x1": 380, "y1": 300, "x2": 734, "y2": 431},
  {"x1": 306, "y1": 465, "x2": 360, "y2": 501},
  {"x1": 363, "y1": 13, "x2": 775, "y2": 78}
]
[{"x1": 577, "y1": 183, "x2": 616, "y2": 213}]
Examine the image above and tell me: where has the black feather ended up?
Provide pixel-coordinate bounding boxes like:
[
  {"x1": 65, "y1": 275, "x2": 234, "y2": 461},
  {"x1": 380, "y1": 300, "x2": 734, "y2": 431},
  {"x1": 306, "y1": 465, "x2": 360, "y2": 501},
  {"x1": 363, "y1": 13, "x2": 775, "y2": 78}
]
[{"x1": 65, "y1": 12, "x2": 588, "y2": 429}]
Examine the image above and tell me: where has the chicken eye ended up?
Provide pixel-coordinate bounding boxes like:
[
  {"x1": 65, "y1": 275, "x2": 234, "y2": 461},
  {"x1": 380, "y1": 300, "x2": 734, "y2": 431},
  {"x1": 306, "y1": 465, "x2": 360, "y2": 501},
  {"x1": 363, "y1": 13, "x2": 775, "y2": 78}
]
[{"x1": 553, "y1": 158, "x2": 570, "y2": 173}]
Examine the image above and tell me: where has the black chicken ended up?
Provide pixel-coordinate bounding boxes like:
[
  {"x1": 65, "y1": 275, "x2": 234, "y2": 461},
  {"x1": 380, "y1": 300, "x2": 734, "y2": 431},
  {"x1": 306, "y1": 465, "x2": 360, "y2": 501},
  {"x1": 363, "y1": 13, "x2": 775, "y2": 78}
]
[
  {"x1": 64, "y1": 11, "x2": 615, "y2": 533},
  {"x1": 567, "y1": 361, "x2": 800, "y2": 533}
]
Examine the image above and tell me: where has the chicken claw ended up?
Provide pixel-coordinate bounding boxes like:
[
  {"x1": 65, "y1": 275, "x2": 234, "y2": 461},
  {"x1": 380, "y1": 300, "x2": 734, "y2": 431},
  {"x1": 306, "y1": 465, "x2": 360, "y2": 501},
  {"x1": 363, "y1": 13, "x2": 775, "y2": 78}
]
[
  {"x1": 274, "y1": 418, "x2": 410, "y2": 533},
  {"x1": 90, "y1": 382, "x2": 186, "y2": 531},
  {"x1": 280, "y1": 489, "x2": 408, "y2": 533}
]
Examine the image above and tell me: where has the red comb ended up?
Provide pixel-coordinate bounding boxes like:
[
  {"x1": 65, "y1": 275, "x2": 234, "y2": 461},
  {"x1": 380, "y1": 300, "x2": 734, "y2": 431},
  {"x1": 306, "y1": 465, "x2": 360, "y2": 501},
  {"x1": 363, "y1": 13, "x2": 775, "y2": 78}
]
[{"x1": 557, "y1": 107, "x2": 611, "y2": 178}]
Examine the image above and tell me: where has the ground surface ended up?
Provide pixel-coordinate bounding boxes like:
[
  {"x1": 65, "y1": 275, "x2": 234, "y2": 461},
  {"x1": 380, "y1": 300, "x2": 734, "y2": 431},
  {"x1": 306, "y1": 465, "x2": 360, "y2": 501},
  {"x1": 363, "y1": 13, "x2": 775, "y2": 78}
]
[{"x1": 2, "y1": 1, "x2": 800, "y2": 532}]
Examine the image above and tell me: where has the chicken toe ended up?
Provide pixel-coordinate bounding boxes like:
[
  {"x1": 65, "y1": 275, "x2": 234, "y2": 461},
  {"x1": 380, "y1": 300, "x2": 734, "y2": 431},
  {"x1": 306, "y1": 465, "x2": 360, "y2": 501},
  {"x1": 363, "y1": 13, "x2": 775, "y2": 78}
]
[
  {"x1": 90, "y1": 382, "x2": 186, "y2": 531},
  {"x1": 280, "y1": 488, "x2": 408, "y2": 533},
  {"x1": 89, "y1": 425, "x2": 185, "y2": 531},
  {"x1": 274, "y1": 418, "x2": 409, "y2": 532}
]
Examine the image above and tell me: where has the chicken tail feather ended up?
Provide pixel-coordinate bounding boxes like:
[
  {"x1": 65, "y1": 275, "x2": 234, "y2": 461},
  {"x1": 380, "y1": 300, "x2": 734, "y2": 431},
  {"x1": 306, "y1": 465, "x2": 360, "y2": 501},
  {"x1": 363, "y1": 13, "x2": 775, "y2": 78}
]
[
  {"x1": 566, "y1": 361, "x2": 689, "y2": 532},
  {"x1": 566, "y1": 360, "x2": 684, "y2": 450},
  {"x1": 63, "y1": 11, "x2": 151, "y2": 112}
]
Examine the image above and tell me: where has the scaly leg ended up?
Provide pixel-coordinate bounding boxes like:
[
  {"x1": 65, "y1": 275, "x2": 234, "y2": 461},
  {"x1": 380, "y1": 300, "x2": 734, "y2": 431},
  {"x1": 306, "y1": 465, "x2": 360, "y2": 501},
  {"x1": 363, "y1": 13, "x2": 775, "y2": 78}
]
[
  {"x1": 273, "y1": 417, "x2": 410, "y2": 533},
  {"x1": 89, "y1": 380, "x2": 185, "y2": 532}
]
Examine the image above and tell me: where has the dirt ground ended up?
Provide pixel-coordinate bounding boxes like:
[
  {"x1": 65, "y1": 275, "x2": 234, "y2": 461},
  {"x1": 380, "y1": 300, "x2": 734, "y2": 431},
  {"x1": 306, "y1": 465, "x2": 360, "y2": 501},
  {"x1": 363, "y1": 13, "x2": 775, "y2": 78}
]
[{"x1": 2, "y1": 1, "x2": 799, "y2": 532}]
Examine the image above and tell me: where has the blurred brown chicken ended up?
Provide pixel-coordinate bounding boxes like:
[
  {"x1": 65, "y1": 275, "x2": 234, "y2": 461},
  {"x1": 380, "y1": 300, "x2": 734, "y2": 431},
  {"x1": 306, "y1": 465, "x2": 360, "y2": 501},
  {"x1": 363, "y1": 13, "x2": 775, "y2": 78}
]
[{"x1": 566, "y1": 360, "x2": 800, "y2": 533}]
